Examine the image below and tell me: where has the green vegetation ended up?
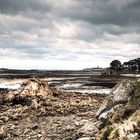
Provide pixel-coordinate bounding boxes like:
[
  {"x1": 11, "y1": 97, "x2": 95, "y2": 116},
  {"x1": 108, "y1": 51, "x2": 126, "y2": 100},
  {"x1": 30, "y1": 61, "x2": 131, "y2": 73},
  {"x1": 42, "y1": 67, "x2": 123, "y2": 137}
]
[
  {"x1": 109, "y1": 58, "x2": 140, "y2": 73},
  {"x1": 110, "y1": 60, "x2": 122, "y2": 72}
]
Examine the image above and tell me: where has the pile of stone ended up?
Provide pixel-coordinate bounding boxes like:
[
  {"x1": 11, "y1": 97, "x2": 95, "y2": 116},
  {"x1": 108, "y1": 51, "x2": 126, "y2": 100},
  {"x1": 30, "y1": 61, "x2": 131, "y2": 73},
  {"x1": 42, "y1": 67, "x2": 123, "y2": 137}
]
[{"x1": 0, "y1": 77, "x2": 52, "y2": 109}]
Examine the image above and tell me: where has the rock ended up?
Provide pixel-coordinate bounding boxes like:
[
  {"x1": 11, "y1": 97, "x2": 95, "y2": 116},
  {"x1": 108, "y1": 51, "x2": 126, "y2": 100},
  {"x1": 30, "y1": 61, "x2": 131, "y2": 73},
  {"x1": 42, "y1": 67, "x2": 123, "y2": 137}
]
[
  {"x1": 65, "y1": 124, "x2": 75, "y2": 131},
  {"x1": 4, "y1": 91, "x2": 15, "y2": 102},
  {"x1": 0, "y1": 131, "x2": 6, "y2": 140},
  {"x1": 77, "y1": 121, "x2": 98, "y2": 137},
  {"x1": 0, "y1": 116, "x2": 9, "y2": 122},
  {"x1": 53, "y1": 91, "x2": 59, "y2": 97},
  {"x1": 20, "y1": 77, "x2": 52, "y2": 98},
  {"x1": 0, "y1": 77, "x2": 52, "y2": 107},
  {"x1": 96, "y1": 80, "x2": 133, "y2": 121},
  {"x1": 31, "y1": 99, "x2": 40, "y2": 109},
  {"x1": 18, "y1": 78, "x2": 52, "y2": 107},
  {"x1": 37, "y1": 133, "x2": 42, "y2": 138},
  {"x1": 12, "y1": 115, "x2": 19, "y2": 121},
  {"x1": 98, "y1": 104, "x2": 123, "y2": 123},
  {"x1": 75, "y1": 120, "x2": 92, "y2": 127},
  {"x1": 31, "y1": 124, "x2": 39, "y2": 130}
]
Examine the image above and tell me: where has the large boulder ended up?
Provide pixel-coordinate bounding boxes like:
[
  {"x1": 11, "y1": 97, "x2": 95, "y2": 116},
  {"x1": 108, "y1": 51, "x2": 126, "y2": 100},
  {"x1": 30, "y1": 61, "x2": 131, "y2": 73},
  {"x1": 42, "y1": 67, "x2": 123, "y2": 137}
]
[
  {"x1": 1, "y1": 78, "x2": 52, "y2": 108},
  {"x1": 96, "y1": 80, "x2": 134, "y2": 122},
  {"x1": 19, "y1": 77, "x2": 52, "y2": 99}
]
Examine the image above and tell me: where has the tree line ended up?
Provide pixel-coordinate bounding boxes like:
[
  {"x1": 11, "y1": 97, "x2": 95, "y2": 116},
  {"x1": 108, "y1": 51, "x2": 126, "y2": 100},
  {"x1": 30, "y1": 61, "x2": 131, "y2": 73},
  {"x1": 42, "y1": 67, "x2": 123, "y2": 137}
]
[{"x1": 110, "y1": 58, "x2": 140, "y2": 73}]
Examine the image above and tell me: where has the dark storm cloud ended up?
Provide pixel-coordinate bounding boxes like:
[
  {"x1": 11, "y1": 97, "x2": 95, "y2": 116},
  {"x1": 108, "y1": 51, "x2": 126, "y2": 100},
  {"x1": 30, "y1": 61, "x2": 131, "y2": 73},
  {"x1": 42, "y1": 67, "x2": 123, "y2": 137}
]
[
  {"x1": 126, "y1": 0, "x2": 140, "y2": 9},
  {"x1": 54, "y1": 0, "x2": 140, "y2": 27},
  {"x1": 0, "y1": 0, "x2": 51, "y2": 15},
  {"x1": 1, "y1": 0, "x2": 140, "y2": 26}
]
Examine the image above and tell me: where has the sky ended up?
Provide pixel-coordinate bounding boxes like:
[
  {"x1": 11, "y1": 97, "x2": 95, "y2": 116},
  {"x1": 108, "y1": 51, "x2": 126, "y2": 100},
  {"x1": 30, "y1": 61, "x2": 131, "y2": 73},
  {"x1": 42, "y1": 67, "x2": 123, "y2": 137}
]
[{"x1": 0, "y1": 0, "x2": 140, "y2": 70}]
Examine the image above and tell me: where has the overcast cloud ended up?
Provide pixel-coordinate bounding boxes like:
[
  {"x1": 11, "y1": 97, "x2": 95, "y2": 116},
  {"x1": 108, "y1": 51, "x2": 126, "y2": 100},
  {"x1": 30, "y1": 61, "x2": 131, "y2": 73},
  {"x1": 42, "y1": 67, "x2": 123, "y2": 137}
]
[{"x1": 0, "y1": 0, "x2": 140, "y2": 70}]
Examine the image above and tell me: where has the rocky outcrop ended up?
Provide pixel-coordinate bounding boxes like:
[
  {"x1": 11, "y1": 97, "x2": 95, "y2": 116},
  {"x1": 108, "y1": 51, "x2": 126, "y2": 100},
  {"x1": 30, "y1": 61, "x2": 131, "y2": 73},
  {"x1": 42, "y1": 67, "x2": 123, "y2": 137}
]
[
  {"x1": 18, "y1": 77, "x2": 52, "y2": 98},
  {"x1": 0, "y1": 77, "x2": 52, "y2": 108},
  {"x1": 96, "y1": 80, "x2": 134, "y2": 122},
  {"x1": 95, "y1": 80, "x2": 140, "y2": 140},
  {"x1": 75, "y1": 119, "x2": 99, "y2": 139}
]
